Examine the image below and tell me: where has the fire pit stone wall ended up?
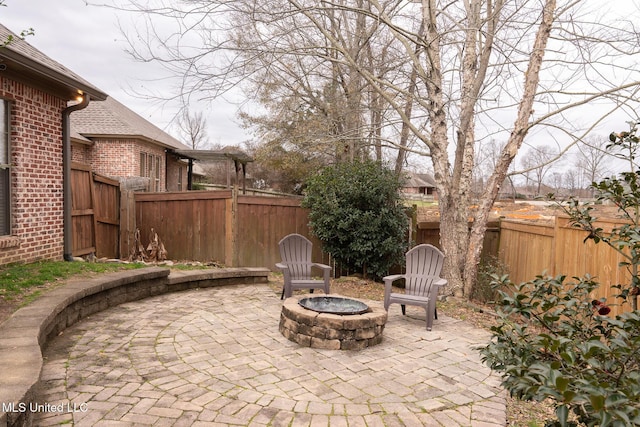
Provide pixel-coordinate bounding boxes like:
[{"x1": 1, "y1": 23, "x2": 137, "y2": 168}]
[{"x1": 279, "y1": 295, "x2": 387, "y2": 350}]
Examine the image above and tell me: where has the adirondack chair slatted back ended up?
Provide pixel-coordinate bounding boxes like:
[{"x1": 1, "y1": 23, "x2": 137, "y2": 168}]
[
  {"x1": 279, "y1": 234, "x2": 313, "y2": 280},
  {"x1": 405, "y1": 244, "x2": 444, "y2": 297}
]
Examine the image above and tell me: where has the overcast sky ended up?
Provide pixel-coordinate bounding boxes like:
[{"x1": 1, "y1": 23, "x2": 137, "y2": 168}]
[
  {"x1": 3, "y1": 0, "x2": 639, "y2": 168},
  {"x1": 1, "y1": 0, "x2": 249, "y2": 147}
]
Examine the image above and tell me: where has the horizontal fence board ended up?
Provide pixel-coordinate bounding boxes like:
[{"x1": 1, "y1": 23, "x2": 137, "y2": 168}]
[
  {"x1": 500, "y1": 220, "x2": 555, "y2": 237},
  {"x1": 136, "y1": 190, "x2": 232, "y2": 202},
  {"x1": 237, "y1": 195, "x2": 303, "y2": 207},
  {"x1": 93, "y1": 174, "x2": 120, "y2": 186}
]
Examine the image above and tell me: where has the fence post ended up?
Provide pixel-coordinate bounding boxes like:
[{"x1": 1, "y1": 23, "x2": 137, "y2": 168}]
[
  {"x1": 551, "y1": 215, "x2": 560, "y2": 277},
  {"x1": 120, "y1": 188, "x2": 135, "y2": 260},
  {"x1": 225, "y1": 188, "x2": 238, "y2": 266}
]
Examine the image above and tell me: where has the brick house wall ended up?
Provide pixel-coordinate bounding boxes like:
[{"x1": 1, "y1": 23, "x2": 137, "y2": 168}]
[
  {"x1": 0, "y1": 77, "x2": 67, "y2": 265},
  {"x1": 71, "y1": 141, "x2": 92, "y2": 164},
  {"x1": 71, "y1": 138, "x2": 188, "y2": 192},
  {"x1": 88, "y1": 139, "x2": 145, "y2": 177},
  {"x1": 166, "y1": 153, "x2": 187, "y2": 191},
  {"x1": 69, "y1": 96, "x2": 192, "y2": 193}
]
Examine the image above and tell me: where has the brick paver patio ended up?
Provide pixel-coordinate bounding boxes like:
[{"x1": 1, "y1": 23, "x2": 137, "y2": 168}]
[{"x1": 34, "y1": 284, "x2": 506, "y2": 426}]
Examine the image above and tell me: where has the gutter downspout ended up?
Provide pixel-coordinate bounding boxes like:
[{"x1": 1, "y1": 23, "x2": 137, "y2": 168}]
[{"x1": 62, "y1": 94, "x2": 90, "y2": 261}]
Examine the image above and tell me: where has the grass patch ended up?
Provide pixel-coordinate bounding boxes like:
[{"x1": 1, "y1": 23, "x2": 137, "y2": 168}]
[
  {"x1": 403, "y1": 199, "x2": 438, "y2": 207},
  {"x1": 0, "y1": 261, "x2": 144, "y2": 301},
  {"x1": 169, "y1": 261, "x2": 224, "y2": 270}
]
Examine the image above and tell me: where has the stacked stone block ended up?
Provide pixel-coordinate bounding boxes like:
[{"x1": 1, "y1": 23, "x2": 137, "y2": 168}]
[{"x1": 279, "y1": 295, "x2": 387, "y2": 350}]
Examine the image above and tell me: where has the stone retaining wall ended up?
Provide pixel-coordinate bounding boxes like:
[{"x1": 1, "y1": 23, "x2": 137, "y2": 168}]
[{"x1": 0, "y1": 266, "x2": 269, "y2": 427}]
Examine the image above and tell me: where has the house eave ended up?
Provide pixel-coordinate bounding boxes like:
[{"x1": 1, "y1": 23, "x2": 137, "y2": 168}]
[{"x1": 0, "y1": 50, "x2": 107, "y2": 101}]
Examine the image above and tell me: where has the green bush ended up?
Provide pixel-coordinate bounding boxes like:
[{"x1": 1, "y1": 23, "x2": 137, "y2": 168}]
[
  {"x1": 301, "y1": 160, "x2": 408, "y2": 280},
  {"x1": 480, "y1": 274, "x2": 640, "y2": 427},
  {"x1": 481, "y1": 127, "x2": 640, "y2": 426}
]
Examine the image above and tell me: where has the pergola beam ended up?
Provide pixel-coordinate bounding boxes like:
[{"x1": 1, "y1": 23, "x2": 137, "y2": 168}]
[{"x1": 171, "y1": 149, "x2": 254, "y2": 193}]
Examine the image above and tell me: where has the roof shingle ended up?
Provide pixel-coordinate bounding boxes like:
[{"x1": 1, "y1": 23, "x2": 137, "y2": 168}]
[{"x1": 71, "y1": 97, "x2": 190, "y2": 150}]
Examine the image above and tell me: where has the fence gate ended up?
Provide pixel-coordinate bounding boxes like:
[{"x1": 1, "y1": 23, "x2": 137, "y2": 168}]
[{"x1": 71, "y1": 162, "x2": 121, "y2": 259}]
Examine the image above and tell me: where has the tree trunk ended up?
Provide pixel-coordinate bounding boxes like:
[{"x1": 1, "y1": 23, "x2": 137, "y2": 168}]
[
  {"x1": 438, "y1": 190, "x2": 470, "y2": 296},
  {"x1": 461, "y1": 0, "x2": 556, "y2": 297}
]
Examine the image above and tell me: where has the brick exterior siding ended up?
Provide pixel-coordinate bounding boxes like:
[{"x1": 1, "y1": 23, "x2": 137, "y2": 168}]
[
  {"x1": 71, "y1": 142, "x2": 92, "y2": 164},
  {"x1": 166, "y1": 153, "x2": 187, "y2": 191},
  {"x1": 0, "y1": 77, "x2": 67, "y2": 265},
  {"x1": 92, "y1": 139, "x2": 144, "y2": 177},
  {"x1": 72, "y1": 138, "x2": 188, "y2": 192}
]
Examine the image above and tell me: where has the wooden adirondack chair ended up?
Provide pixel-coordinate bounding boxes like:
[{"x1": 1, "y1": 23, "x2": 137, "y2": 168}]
[
  {"x1": 383, "y1": 244, "x2": 447, "y2": 331},
  {"x1": 276, "y1": 233, "x2": 331, "y2": 299}
]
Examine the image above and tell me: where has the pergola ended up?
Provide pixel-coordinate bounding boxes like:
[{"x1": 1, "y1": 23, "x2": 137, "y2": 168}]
[{"x1": 171, "y1": 149, "x2": 254, "y2": 193}]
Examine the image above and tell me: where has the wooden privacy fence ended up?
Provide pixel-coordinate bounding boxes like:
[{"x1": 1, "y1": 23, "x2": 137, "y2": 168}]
[
  {"x1": 499, "y1": 216, "x2": 635, "y2": 316},
  {"x1": 416, "y1": 220, "x2": 500, "y2": 261},
  {"x1": 132, "y1": 191, "x2": 499, "y2": 274},
  {"x1": 71, "y1": 163, "x2": 121, "y2": 259},
  {"x1": 133, "y1": 191, "x2": 325, "y2": 271},
  {"x1": 130, "y1": 190, "x2": 637, "y2": 314}
]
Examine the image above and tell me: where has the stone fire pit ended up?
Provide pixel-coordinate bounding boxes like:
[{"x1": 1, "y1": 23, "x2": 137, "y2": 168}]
[{"x1": 279, "y1": 295, "x2": 387, "y2": 350}]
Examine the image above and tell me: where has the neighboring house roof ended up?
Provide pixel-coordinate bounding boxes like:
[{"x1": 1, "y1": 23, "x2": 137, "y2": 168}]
[
  {"x1": 71, "y1": 96, "x2": 191, "y2": 150},
  {"x1": 0, "y1": 23, "x2": 107, "y2": 101},
  {"x1": 403, "y1": 172, "x2": 437, "y2": 189}
]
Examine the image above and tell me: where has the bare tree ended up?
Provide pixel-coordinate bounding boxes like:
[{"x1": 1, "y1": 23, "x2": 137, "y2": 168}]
[
  {"x1": 575, "y1": 135, "x2": 612, "y2": 196},
  {"x1": 520, "y1": 145, "x2": 556, "y2": 196},
  {"x1": 474, "y1": 138, "x2": 507, "y2": 198},
  {"x1": 111, "y1": 0, "x2": 640, "y2": 298},
  {"x1": 550, "y1": 171, "x2": 564, "y2": 194},
  {"x1": 177, "y1": 109, "x2": 209, "y2": 150},
  {"x1": 563, "y1": 168, "x2": 581, "y2": 195},
  {"x1": 230, "y1": 0, "x2": 415, "y2": 166}
]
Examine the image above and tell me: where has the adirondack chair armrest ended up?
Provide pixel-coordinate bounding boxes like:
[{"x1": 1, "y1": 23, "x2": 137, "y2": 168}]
[
  {"x1": 383, "y1": 274, "x2": 404, "y2": 286},
  {"x1": 275, "y1": 262, "x2": 292, "y2": 280},
  {"x1": 383, "y1": 274, "x2": 404, "y2": 309},
  {"x1": 311, "y1": 262, "x2": 331, "y2": 271},
  {"x1": 383, "y1": 274, "x2": 404, "y2": 293},
  {"x1": 433, "y1": 278, "x2": 447, "y2": 287},
  {"x1": 312, "y1": 263, "x2": 331, "y2": 278},
  {"x1": 311, "y1": 263, "x2": 331, "y2": 283},
  {"x1": 429, "y1": 278, "x2": 447, "y2": 299}
]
